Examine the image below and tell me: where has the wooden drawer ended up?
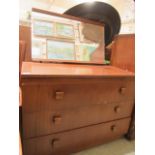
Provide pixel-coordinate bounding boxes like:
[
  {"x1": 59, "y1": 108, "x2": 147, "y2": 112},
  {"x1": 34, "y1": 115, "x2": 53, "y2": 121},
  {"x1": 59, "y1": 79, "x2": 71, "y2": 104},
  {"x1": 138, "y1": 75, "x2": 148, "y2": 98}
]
[
  {"x1": 23, "y1": 118, "x2": 131, "y2": 155},
  {"x1": 22, "y1": 78, "x2": 134, "y2": 113},
  {"x1": 23, "y1": 101, "x2": 133, "y2": 138}
]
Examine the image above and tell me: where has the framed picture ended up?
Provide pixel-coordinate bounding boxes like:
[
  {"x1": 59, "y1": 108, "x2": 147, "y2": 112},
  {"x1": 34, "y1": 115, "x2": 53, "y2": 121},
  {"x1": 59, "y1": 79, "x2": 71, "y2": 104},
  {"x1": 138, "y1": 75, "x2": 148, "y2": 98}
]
[
  {"x1": 31, "y1": 9, "x2": 105, "y2": 64},
  {"x1": 33, "y1": 20, "x2": 55, "y2": 37},
  {"x1": 47, "y1": 40, "x2": 75, "y2": 60},
  {"x1": 56, "y1": 23, "x2": 74, "y2": 39}
]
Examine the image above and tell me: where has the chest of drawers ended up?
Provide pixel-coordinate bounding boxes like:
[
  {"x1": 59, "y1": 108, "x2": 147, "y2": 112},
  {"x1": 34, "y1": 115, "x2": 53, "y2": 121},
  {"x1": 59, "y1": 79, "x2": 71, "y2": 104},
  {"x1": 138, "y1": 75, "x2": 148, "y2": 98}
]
[{"x1": 21, "y1": 62, "x2": 134, "y2": 155}]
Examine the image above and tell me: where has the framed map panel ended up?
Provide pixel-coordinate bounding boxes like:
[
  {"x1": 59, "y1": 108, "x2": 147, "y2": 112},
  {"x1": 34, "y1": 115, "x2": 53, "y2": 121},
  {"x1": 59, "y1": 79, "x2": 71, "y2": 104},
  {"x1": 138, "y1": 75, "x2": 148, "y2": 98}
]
[
  {"x1": 33, "y1": 20, "x2": 55, "y2": 37},
  {"x1": 47, "y1": 40, "x2": 75, "y2": 60},
  {"x1": 56, "y1": 23, "x2": 74, "y2": 39}
]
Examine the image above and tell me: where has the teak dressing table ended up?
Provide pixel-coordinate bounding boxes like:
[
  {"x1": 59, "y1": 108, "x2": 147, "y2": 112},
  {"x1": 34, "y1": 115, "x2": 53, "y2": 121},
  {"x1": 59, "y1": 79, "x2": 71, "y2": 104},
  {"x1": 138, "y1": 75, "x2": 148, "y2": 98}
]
[
  {"x1": 21, "y1": 62, "x2": 134, "y2": 155},
  {"x1": 20, "y1": 8, "x2": 135, "y2": 155}
]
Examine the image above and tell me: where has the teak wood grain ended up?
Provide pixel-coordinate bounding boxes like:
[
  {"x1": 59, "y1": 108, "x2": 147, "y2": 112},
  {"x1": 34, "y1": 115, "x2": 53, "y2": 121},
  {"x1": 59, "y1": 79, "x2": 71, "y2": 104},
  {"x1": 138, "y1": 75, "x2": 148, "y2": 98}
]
[
  {"x1": 110, "y1": 34, "x2": 135, "y2": 139},
  {"x1": 21, "y1": 62, "x2": 134, "y2": 154},
  {"x1": 111, "y1": 34, "x2": 135, "y2": 72},
  {"x1": 19, "y1": 25, "x2": 31, "y2": 61},
  {"x1": 23, "y1": 101, "x2": 133, "y2": 138},
  {"x1": 22, "y1": 78, "x2": 134, "y2": 113},
  {"x1": 19, "y1": 40, "x2": 26, "y2": 77},
  {"x1": 21, "y1": 62, "x2": 134, "y2": 78},
  {"x1": 23, "y1": 118, "x2": 131, "y2": 155}
]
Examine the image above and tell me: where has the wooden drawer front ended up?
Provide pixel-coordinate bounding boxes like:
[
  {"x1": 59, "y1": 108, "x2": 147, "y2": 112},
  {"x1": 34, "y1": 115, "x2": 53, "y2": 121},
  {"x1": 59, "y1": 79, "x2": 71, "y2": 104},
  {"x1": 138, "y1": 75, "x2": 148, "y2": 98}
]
[
  {"x1": 22, "y1": 78, "x2": 134, "y2": 113},
  {"x1": 23, "y1": 101, "x2": 133, "y2": 138},
  {"x1": 23, "y1": 118, "x2": 131, "y2": 155}
]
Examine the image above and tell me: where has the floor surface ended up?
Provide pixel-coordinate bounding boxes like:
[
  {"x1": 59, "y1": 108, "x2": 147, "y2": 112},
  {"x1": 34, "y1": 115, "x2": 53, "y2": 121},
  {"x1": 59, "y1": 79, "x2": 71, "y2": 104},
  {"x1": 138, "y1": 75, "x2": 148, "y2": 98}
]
[{"x1": 72, "y1": 138, "x2": 135, "y2": 155}]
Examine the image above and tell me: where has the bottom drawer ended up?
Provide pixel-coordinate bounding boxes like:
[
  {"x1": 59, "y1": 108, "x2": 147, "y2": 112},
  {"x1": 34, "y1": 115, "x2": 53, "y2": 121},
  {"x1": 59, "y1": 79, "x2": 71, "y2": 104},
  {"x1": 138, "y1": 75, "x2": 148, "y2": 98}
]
[{"x1": 23, "y1": 118, "x2": 131, "y2": 155}]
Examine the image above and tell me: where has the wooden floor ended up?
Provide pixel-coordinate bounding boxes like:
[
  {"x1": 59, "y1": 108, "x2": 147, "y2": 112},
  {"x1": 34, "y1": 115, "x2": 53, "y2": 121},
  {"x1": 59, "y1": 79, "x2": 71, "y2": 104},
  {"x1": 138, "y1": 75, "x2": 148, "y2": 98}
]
[{"x1": 73, "y1": 138, "x2": 135, "y2": 155}]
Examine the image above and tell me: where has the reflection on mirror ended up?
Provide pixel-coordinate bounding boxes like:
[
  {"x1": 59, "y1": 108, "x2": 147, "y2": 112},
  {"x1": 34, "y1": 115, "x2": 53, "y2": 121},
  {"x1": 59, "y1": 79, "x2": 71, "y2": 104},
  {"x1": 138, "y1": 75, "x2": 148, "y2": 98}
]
[{"x1": 31, "y1": 10, "x2": 105, "y2": 64}]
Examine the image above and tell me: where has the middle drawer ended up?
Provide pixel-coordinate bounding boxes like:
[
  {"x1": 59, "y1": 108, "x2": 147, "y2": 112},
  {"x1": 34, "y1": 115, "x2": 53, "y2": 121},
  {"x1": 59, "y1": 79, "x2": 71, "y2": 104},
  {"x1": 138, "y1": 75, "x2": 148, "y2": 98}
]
[{"x1": 23, "y1": 101, "x2": 133, "y2": 139}]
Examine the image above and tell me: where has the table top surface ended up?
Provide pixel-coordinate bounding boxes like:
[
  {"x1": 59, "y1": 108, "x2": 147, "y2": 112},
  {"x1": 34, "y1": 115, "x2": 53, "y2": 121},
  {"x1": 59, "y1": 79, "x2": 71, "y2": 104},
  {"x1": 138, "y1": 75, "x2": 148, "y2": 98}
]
[{"x1": 21, "y1": 62, "x2": 134, "y2": 78}]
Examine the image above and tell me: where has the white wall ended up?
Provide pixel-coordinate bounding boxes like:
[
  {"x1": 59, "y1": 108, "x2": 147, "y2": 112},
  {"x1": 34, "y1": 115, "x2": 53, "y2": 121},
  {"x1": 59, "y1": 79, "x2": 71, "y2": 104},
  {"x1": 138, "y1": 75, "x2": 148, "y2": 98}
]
[
  {"x1": 19, "y1": 0, "x2": 135, "y2": 33},
  {"x1": 19, "y1": 0, "x2": 50, "y2": 21}
]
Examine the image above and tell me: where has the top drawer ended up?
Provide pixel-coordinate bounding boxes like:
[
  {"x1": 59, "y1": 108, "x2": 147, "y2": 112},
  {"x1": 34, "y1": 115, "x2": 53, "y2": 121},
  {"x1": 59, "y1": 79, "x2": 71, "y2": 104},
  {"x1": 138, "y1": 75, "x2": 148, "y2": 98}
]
[{"x1": 22, "y1": 77, "x2": 134, "y2": 113}]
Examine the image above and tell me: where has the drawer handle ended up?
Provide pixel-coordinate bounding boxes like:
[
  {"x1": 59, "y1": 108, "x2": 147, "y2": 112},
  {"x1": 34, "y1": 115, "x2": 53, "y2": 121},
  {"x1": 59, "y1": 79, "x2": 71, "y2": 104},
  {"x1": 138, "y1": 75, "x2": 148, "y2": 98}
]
[
  {"x1": 55, "y1": 91, "x2": 64, "y2": 100},
  {"x1": 51, "y1": 138, "x2": 59, "y2": 148},
  {"x1": 119, "y1": 87, "x2": 126, "y2": 94},
  {"x1": 53, "y1": 115, "x2": 62, "y2": 124},
  {"x1": 111, "y1": 125, "x2": 117, "y2": 132},
  {"x1": 114, "y1": 106, "x2": 121, "y2": 113}
]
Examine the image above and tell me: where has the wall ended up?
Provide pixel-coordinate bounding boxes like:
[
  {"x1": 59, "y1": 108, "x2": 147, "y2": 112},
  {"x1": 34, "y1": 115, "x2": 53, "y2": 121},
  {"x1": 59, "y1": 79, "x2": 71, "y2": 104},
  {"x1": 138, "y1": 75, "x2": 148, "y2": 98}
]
[{"x1": 19, "y1": 0, "x2": 135, "y2": 33}]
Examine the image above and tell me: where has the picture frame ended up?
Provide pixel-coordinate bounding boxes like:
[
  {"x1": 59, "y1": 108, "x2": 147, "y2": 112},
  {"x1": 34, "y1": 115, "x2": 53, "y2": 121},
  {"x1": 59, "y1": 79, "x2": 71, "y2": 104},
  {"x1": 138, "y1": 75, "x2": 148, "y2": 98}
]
[{"x1": 31, "y1": 9, "x2": 105, "y2": 64}]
